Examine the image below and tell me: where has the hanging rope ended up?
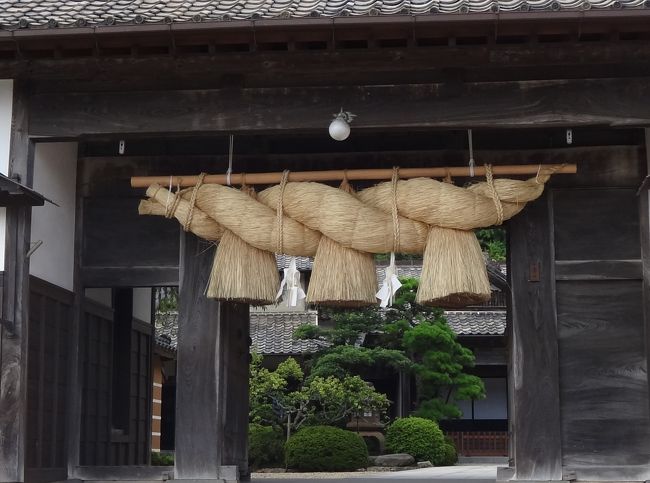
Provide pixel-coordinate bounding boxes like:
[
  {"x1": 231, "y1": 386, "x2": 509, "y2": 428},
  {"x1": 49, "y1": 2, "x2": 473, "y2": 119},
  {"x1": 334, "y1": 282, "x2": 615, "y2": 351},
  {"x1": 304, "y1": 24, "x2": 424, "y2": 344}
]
[
  {"x1": 184, "y1": 172, "x2": 207, "y2": 232},
  {"x1": 276, "y1": 170, "x2": 290, "y2": 254},
  {"x1": 391, "y1": 166, "x2": 401, "y2": 253},
  {"x1": 227, "y1": 134, "x2": 234, "y2": 186},
  {"x1": 485, "y1": 164, "x2": 504, "y2": 226},
  {"x1": 468, "y1": 129, "x2": 475, "y2": 177}
]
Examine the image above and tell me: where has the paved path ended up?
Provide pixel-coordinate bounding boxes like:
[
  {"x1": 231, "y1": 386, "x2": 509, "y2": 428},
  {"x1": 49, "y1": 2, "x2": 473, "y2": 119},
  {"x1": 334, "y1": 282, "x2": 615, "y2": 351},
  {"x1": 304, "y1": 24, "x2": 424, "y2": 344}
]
[
  {"x1": 373, "y1": 464, "x2": 498, "y2": 480},
  {"x1": 252, "y1": 464, "x2": 498, "y2": 483}
]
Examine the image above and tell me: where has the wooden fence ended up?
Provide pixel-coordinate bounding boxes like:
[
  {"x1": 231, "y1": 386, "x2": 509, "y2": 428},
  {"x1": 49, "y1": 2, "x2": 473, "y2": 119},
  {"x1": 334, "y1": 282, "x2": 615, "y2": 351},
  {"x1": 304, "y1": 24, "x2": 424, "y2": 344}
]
[{"x1": 446, "y1": 431, "x2": 508, "y2": 456}]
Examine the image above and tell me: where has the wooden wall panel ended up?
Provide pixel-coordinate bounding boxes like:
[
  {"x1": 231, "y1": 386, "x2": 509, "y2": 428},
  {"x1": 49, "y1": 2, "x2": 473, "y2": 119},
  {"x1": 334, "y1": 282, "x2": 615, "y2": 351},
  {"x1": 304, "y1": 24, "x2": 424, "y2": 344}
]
[
  {"x1": 25, "y1": 278, "x2": 73, "y2": 476},
  {"x1": 79, "y1": 301, "x2": 113, "y2": 466},
  {"x1": 82, "y1": 197, "x2": 178, "y2": 270},
  {"x1": 554, "y1": 188, "x2": 640, "y2": 261},
  {"x1": 79, "y1": 298, "x2": 152, "y2": 467},
  {"x1": 557, "y1": 280, "x2": 650, "y2": 467},
  {"x1": 553, "y1": 182, "x2": 650, "y2": 477}
]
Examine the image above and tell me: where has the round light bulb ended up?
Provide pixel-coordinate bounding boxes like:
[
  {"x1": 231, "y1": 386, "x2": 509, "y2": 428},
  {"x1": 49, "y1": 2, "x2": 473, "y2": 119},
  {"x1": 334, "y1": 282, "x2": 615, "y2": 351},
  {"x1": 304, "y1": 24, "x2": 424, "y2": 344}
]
[{"x1": 328, "y1": 117, "x2": 351, "y2": 141}]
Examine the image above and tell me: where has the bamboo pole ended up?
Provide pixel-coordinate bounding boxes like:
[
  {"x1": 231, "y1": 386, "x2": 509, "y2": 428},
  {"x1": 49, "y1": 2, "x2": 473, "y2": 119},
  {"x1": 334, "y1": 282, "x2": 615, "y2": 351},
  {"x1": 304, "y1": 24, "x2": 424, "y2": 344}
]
[{"x1": 130, "y1": 164, "x2": 576, "y2": 188}]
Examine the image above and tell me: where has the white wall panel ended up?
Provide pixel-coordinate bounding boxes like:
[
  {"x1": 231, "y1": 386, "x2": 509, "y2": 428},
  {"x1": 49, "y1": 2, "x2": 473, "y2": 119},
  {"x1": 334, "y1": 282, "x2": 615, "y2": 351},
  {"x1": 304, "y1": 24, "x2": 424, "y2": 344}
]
[
  {"x1": 30, "y1": 142, "x2": 78, "y2": 290},
  {"x1": 0, "y1": 79, "x2": 13, "y2": 270},
  {"x1": 133, "y1": 287, "x2": 152, "y2": 323}
]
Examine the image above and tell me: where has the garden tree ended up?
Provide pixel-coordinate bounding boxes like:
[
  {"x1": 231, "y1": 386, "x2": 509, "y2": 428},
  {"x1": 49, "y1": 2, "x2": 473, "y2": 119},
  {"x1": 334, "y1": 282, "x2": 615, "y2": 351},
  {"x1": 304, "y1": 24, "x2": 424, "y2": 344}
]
[
  {"x1": 295, "y1": 277, "x2": 485, "y2": 421},
  {"x1": 293, "y1": 308, "x2": 411, "y2": 379},
  {"x1": 249, "y1": 353, "x2": 389, "y2": 440},
  {"x1": 476, "y1": 228, "x2": 506, "y2": 262}
]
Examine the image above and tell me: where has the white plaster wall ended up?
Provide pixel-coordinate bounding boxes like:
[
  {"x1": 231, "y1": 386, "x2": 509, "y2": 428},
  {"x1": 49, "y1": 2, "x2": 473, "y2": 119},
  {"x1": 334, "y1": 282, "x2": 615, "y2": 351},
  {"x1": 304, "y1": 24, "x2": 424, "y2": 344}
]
[
  {"x1": 133, "y1": 288, "x2": 152, "y2": 323},
  {"x1": 30, "y1": 142, "x2": 78, "y2": 290},
  {"x1": 474, "y1": 377, "x2": 508, "y2": 420},
  {"x1": 457, "y1": 398, "x2": 473, "y2": 420},
  {"x1": 85, "y1": 288, "x2": 113, "y2": 308},
  {"x1": 0, "y1": 80, "x2": 14, "y2": 271}
]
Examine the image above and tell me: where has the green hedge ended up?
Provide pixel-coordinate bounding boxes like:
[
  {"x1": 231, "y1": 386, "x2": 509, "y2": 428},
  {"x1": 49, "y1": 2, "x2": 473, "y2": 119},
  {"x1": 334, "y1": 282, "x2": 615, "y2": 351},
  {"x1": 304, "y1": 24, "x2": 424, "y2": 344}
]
[
  {"x1": 151, "y1": 452, "x2": 174, "y2": 466},
  {"x1": 438, "y1": 438, "x2": 458, "y2": 466},
  {"x1": 385, "y1": 417, "x2": 447, "y2": 465},
  {"x1": 249, "y1": 424, "x2": 285, "y2": 470},
  {"x1": 285, "y1": 426, "x2": 368, "y2": 472}
]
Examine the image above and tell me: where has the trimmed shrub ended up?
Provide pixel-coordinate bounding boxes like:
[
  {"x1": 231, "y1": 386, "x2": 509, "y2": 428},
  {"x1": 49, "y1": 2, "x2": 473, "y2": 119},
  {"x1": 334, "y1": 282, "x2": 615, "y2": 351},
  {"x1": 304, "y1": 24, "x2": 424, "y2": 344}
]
[
  {"x1": 285, "y1": 426, "x2": 368, "y2": 472},
  {"x1": 385, "y1": 417, "x2": 446, "y2": 465},
  {"x1": 249, "y1": 424, "x2": 285, "y2": 470},
  {"x1": 151, "y1": 452, "x2": 174, "y2": 466},
  {"x1": 437, "y1": 439, "x2": 458, "y2": 466}
]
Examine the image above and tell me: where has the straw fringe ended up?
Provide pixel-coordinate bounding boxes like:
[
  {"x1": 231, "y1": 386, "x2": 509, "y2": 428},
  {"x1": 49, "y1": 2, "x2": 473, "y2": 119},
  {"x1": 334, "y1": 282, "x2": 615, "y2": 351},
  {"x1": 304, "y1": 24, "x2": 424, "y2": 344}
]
[
  {"x1": 206, "y1": 229, "x2": 279, "y2": 306},
  {"x1": 306, "y1": 181, "x2": 379, "y2": 307},
  {"x1": 416, "y1": 227, "x2": 491, "y2": 308},
  {"x1": 307, "y1": 235, "x2": 378, "y2": 307}
]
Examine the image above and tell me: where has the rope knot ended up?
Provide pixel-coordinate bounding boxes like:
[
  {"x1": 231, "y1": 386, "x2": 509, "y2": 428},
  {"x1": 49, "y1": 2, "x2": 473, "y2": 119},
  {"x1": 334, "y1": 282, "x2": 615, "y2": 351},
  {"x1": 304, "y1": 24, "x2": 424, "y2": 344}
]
[
  {"x1": 485, "y1": 164, "x2": 504, "y2": 226},
  {"x1": 276, "y1": 170, "x2": 290, "y2": 254}
]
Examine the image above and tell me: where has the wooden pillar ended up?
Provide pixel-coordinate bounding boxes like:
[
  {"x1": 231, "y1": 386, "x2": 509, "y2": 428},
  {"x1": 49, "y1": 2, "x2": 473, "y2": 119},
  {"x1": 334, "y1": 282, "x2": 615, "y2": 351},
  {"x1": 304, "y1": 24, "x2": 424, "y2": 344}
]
[
  {"x1": 0, "y1": 84, "x2": 33, "y2": 483},
  {"x1": 175, "y1": 232, "x2": 249, "y2": 483},
  {"x1": 642, "y1": 129, "x2": 650, "y2": 426},
  {"x1": 506, "y1": 192, "x2": 563, "y2": 481}
]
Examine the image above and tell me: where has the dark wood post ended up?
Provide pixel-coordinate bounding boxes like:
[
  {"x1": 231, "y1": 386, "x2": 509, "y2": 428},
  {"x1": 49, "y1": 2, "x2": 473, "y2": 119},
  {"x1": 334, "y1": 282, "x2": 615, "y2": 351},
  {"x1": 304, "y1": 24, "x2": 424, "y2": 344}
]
[
  {"x1": 0, "y1": 83, "x2": 34, "y2": 483},
  {"x1": 506, "y1": 192, "x2": 563, "y2": 481},
  {"x1": 175, "y1": 232, "x2": 249, "y2": 482},
  {"x1": 642, "y1": 129, "x2": 650, "y2": 422}
]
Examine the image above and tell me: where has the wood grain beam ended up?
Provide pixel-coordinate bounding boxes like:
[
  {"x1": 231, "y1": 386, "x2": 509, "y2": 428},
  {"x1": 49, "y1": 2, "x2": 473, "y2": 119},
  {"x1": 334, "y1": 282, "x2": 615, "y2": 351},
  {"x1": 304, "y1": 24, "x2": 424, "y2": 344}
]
[
  {"x1": 5, "y1": 41, "x2": 650, "y2": 90},
  {"x1": 28, "y1": 78, "x2": 650, "y2": 138},
  {"x1": 507, "y1": 192, "x2": 563, "y2": 480},
  {"x1": 0, "y1": 82, "x2": 34, "y2": 483},
  {"x1": 641, "y1": 128, "x2": 650, "y2": 431},
  {"x1": 175, "y1": 233, "x2": 249, "y2": 480}
]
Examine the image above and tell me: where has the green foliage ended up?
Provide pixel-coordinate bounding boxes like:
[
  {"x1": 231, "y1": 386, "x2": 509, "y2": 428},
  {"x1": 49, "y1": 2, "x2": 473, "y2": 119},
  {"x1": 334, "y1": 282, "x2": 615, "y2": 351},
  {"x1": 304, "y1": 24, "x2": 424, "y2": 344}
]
[
  {"x1": 385, "y1": 417, "x2": 446, "y2": 465},
  {"x1": 438, "y1": 438, "x2": 458, "y2": 466},
  {"x1": 475, "y1": 228, "x2": 506, "y2": 262},
  {"x1": 151, "y1": 452, "x2": 174, "y2": 466},
  {"x1": 249, "y1": 353, "x2": 389, "y2": 440},
  {"x1": 249, "y1": 424, "x2": 285, "y2": 470},
  {"x1": 308, "y1": 346, "x2": 410, "y2": 380},
  {"x1": 285, "y1": 426, "x2": 368, "y2": 472},
  {"x1": 155, "y1": 287, "x2": 178, "y2": 313},
  {"x1": 404, "y1": 319, "x2": 485, "y2": 420},
  {"x1": 296, "y1": 277, "x2": 485, "y2": 421}
]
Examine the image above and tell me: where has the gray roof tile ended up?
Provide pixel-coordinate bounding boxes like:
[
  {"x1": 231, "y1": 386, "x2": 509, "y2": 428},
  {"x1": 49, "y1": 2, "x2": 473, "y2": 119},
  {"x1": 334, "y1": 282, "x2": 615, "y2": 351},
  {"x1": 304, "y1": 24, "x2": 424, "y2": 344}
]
[
  {"x1": 444, "y1": 310, "x2": 506, "y2": 336},
  {"x1": 250, "y1": 311, "x2": 329, "y2": 355},
  {"x1": 155, "y1": 311, "x2": 179, "y2": 349},
  {"x1": 0, "y1": 0, "x2": 644, "y2": 29}
]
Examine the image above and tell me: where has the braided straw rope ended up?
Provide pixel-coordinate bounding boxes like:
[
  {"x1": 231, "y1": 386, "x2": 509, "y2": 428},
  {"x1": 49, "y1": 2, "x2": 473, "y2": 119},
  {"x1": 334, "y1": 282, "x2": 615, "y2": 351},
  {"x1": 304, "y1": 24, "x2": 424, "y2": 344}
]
[{"x1": 141, "y1": 167, "x2": 554, "y2": 307}]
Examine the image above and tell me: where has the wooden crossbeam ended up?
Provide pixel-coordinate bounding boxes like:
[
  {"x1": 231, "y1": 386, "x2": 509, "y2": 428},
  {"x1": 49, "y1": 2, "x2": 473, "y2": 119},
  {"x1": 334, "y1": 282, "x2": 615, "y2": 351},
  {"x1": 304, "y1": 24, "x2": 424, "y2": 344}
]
[{"x1": 130, "y1": 163, "x2": 576, "y2": 188}]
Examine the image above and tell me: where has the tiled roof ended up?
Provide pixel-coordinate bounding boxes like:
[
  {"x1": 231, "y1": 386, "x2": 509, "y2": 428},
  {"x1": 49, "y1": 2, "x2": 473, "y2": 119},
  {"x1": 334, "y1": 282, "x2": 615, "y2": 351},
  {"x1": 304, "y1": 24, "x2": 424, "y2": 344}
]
[
  {"x1": 276, "y1": 254, "x2": 313, "y2": 272},
  {"x1": 155, "y1": 333, "x2": 176, "y2": 353},
  {"x1": 0, "y1": 0, "x2": 644, "y2": 29},
  {"x1": 445, "y1": 310, "x2": 506, "y2": 336},
  {"x1": 154, "y1": 308, "x2": 504, "y2": 357},
  {"x1": 250, "y1": 311, "x2": 329, "y2": 355},
  {"x1": 250, "y1": 309, "x2": 505, "y2": 356},
  {"x1": 156, "y1": 311, "x2": 179, "y2": 350}
]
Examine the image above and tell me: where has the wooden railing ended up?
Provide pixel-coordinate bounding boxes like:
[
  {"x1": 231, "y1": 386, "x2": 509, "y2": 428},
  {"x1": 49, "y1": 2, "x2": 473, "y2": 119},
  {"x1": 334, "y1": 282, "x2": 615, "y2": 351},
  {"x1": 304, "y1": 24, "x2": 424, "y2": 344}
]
[{"x1": 446, "y1": 431, "x2": 508, "y2": 456}]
